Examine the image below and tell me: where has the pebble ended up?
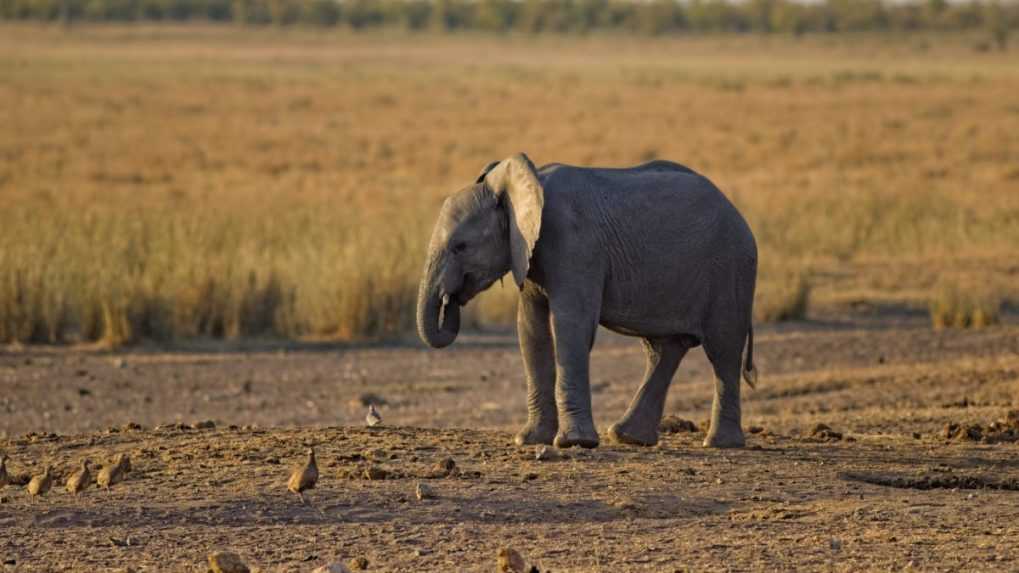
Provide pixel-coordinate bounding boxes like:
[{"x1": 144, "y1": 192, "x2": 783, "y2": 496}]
[
  {"x1": 433, "y1": 457, "x2": 457, "y2": 477},
  {"x1": 363, "y1": 465, "x2": 389, "y2": 480},
  {"x1": 207, "y1": 551, "x2": 250, "y2": 573},
  {"x1": 534, "y1": 446, "x2": 557, "y2": 461},
  {"x1": 311, "y1": 564, "x2": 351, "y2": 573},
  {"x1": 415, "y1": 482, "x2": 436, "y2": 500},
  {"x1": 497, "y1": 547, "x2": 530, "y2": 573}
]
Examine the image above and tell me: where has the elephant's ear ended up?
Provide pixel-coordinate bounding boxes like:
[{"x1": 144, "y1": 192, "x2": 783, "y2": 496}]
[
  {"x1": 483, "y1": 153, "x2": 544, "y2": 289},
  {"x1": 476, "y1": 160, "x2": 501, "y2": 183}
]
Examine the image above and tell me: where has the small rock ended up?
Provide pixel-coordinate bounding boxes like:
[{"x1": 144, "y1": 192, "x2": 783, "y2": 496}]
[
  {"x1": 830, "y1": 538, "x2": 842, "y2": 551},
  {"x1": 497, "y1": 547, "x2": 536, "y2": 573},
  {"x1": 77, "y1": 387, "x2": 92, "y2": 397},
  {"x1": 659, "y1": 416, "x2": 699, "y2": 434},
  {"x1": 809, "y1": 423, "x2": 843, "y2": 441},
  {"x1": 612, "y1": 497, "x2": 638, "y2": 511},
  {"x1": 415, "y1": 548, "x2": 431, "y2": 556},
  {"x1": 521, "y1": 472, "x2": 539, "y2": 482},
  {"x1": 534, "y1": 446, "x2": 557, "y2": 461},
  {"x1": 207, "y1": 551, "x2": 250, "y2": 573},
  {"x1": 311, "y1": 564, "x2": 352, "y2": 573},
  {"x1": 109, "y1": 536, "x2": 138, "y2": 548},
  {"x1": 715, "y1": 478, "x2": 724, "y2": 485},
  {"x1": 748, "y1": 426, "x2": 764, "y2": 434},
  {"x1": 912, "y1": 432, "x2": 922, "y2": 439},
  {"x1": 348, "y1": 556, "x2": 369, "y2": 570},
  {"x1": 363, "y1": 465, "x2": 389, "y2": 480},
  {"x1": 433, "y1": 457, "x2": 456, "y2": 477},
  {"x1": 191, "y1": 420, "x2": 216, "y2": 430},
  {"x1": 415, "y1": 482, "x2": 435, "y2": 500},
  {"x1": 112, "y1": 358, "x2": 127, "y2": 369}
]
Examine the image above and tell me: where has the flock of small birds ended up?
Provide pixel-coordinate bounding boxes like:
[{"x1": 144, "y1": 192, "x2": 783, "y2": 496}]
[
  {"x1": 2, "y1": 406, "x2": 384, "y2": 505},
  {"x1": 5, "y1": 405, "x2": 551, "y2": 572},
  {"x1": 0, "y1": 451, "x2": 132, "y2": 502}
]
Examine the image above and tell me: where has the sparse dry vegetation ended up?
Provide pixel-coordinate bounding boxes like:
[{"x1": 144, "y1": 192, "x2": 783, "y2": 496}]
[
  {"x1": 1, "y1": 26, "x2": 1017, "y2": 345},
  {"x1": 929, "y1": 275, "x2": 1002, "y2": 329},
  {"x1": 755, "y1": 267, "x2": 811, "y2": 323}
]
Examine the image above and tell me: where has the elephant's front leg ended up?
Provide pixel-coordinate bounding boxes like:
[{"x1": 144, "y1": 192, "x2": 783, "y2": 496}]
[
  {"x1": 514, "y1": 285, "x2": 558, "y2": 446},
  {"x1": 549, "y1": 296, "x2": 600, "y2": 449}
]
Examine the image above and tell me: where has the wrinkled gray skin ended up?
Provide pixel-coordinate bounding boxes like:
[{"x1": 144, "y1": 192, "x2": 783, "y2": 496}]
[{"x1": 417, "y1": 153, "x2": 757, "y2": 449}]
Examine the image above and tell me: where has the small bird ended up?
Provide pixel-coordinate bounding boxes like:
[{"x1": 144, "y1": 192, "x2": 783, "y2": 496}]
[
  {"x1": 365, "y1": 404, "x2": 382, "y2": 427},
  {"x1": 287, "y1": 447, "x2": 319, "y2": 504},
  {"x1": 66, "y1": 458, "x2": 92, "y2": 497},
  {"x1": 27, "y1": 466, "x2": 53, "y2": 502},
  {"x1": 0, "y1": 453, "x2": 10, "y2": 487},
  {"x1": 97, "y1": 453, "x2": 130, "y2": 491}
]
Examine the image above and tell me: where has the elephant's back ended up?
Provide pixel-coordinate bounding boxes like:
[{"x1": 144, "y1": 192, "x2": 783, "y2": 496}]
[{"x1": 539, "y1": 162, "x2": 742, "y2": 229}]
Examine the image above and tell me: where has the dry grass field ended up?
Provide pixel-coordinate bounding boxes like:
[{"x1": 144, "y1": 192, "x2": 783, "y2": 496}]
[
  {"x1": 1, "y1": 27, "x2": 1019, "y2": 570},
  {"x1": 1, "y1": 25, "x2": 1017, "y2": 345}
]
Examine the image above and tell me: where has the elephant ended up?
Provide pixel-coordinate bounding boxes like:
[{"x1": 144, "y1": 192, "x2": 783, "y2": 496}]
[{"x1": 416, "y1": 153, "x2": 758, "y2": 449}]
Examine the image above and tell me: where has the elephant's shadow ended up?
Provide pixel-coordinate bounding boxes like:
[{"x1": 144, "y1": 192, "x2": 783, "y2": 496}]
[{"x1": 411, "y1": 491, "x2": 731, "y2": 525}]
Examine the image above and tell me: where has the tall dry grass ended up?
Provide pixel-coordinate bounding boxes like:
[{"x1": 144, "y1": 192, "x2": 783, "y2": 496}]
[{"x1": 1, "y1": 26, "x2": 1017, "y2": 344}]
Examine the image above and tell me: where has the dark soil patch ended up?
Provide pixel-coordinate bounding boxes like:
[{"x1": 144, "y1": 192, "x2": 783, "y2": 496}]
[{"x1": 840, "y1": 471, "x2": 1019, "y2": 491}]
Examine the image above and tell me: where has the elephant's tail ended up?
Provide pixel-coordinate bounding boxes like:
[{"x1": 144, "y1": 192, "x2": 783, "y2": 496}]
[{"x1": 742, "y1": 325, "x2": 758, "y2": 390}]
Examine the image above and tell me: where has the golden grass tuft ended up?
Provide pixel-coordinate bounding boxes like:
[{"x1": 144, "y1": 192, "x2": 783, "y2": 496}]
[
  {"x1": 754, "y1": 266, "x2": 812, "y2": 323},
  {"x1": 929, "y1": 276, "x2": 1001, "y2": 330}
]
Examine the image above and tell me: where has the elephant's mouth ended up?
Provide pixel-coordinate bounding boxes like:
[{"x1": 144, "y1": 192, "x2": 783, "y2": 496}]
[{"x1": 437, "y1": 272, "x2": 504, "y2": 329}]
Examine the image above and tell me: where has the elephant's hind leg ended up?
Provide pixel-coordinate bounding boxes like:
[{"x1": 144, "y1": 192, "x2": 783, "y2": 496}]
[
  {"x1": 514, "y1": 285, "x2": 558, "y2": 446},
  {"x1": 703, "y1": 337, "x2": 746, "y2": 449},
  {"x1": 609, "y1": 336, "x2": 693, "y2": 447}
]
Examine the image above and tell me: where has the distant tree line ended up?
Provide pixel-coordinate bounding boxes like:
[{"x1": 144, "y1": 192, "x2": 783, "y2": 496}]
[{"x1": 1, "y1": 0, "x2": 1015, "y2": 40}]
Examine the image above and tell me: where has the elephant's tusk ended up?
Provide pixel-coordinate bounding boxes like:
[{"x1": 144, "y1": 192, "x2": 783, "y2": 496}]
[{"x1": 439, "y1": 293, "x2": 450, "y2": 329}]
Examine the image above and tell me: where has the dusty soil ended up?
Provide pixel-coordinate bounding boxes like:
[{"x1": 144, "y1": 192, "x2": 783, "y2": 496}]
[{"x1": 2, "y1": 316, "x2": 1019, "y2": 572}]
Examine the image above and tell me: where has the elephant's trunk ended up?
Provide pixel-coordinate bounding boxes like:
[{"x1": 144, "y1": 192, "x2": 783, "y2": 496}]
[{"x1": 416, "y1": 256, "x2": 462, "y2": 349}]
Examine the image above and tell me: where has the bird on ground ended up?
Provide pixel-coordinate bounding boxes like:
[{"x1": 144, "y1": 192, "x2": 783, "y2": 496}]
[
  {"x1": 365, "y1": 404, "x2": 382, "y2": 427},
  {"x1": 97, "y1": 453, "x2": 130, "y2": 491},
  {"x1": 0, "y1": 453, "x2": 10, "y2": 487},
  {"x1": 287, "y1": 447, "x2": 319, "y2": 504},
  {"x1": 27, "y1": 466, "x2": 53, "y2": 502},
  {"x1": 66, "y1": 458, "x2": 92, "y2": 497}
]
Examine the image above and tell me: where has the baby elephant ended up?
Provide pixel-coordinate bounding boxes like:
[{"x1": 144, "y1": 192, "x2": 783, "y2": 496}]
[{"x1": 416, "y1": 153, "x2": 757, "y2": 449}]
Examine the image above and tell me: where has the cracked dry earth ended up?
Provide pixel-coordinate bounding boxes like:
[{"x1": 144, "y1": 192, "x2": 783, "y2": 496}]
[{"x1": 1, "y1": 316, "x2": 1018, "y2": 572}]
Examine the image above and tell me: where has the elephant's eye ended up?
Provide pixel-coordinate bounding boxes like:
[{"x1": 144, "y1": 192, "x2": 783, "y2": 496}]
[{"x1": 451, "y1": 241, "x2": 467, "y2": 254}]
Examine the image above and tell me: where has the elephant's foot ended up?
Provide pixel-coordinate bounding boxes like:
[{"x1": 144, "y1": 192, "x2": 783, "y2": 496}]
[
  {"x1": 514, "y1": 421, "x2": 557, "y2": 446},
  {"x1": 607, "y1": 417, "x2": 659, "y2": 447},
  {"x1": 553, "y1": 420, "x2": 599, "y2": 449},
  {"x1": 702, "y1": 425, "x2": 745, "y2": 449}
]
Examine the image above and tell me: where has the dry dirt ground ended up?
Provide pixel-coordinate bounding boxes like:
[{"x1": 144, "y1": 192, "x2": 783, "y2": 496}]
[{"x1": 2, "y1": 315, "x2": 1019, "y2": 572}]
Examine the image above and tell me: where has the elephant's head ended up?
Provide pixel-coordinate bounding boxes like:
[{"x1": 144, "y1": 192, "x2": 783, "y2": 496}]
[{"x1": 416, "y1": 153, "x2": 544, "y2": 349}]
